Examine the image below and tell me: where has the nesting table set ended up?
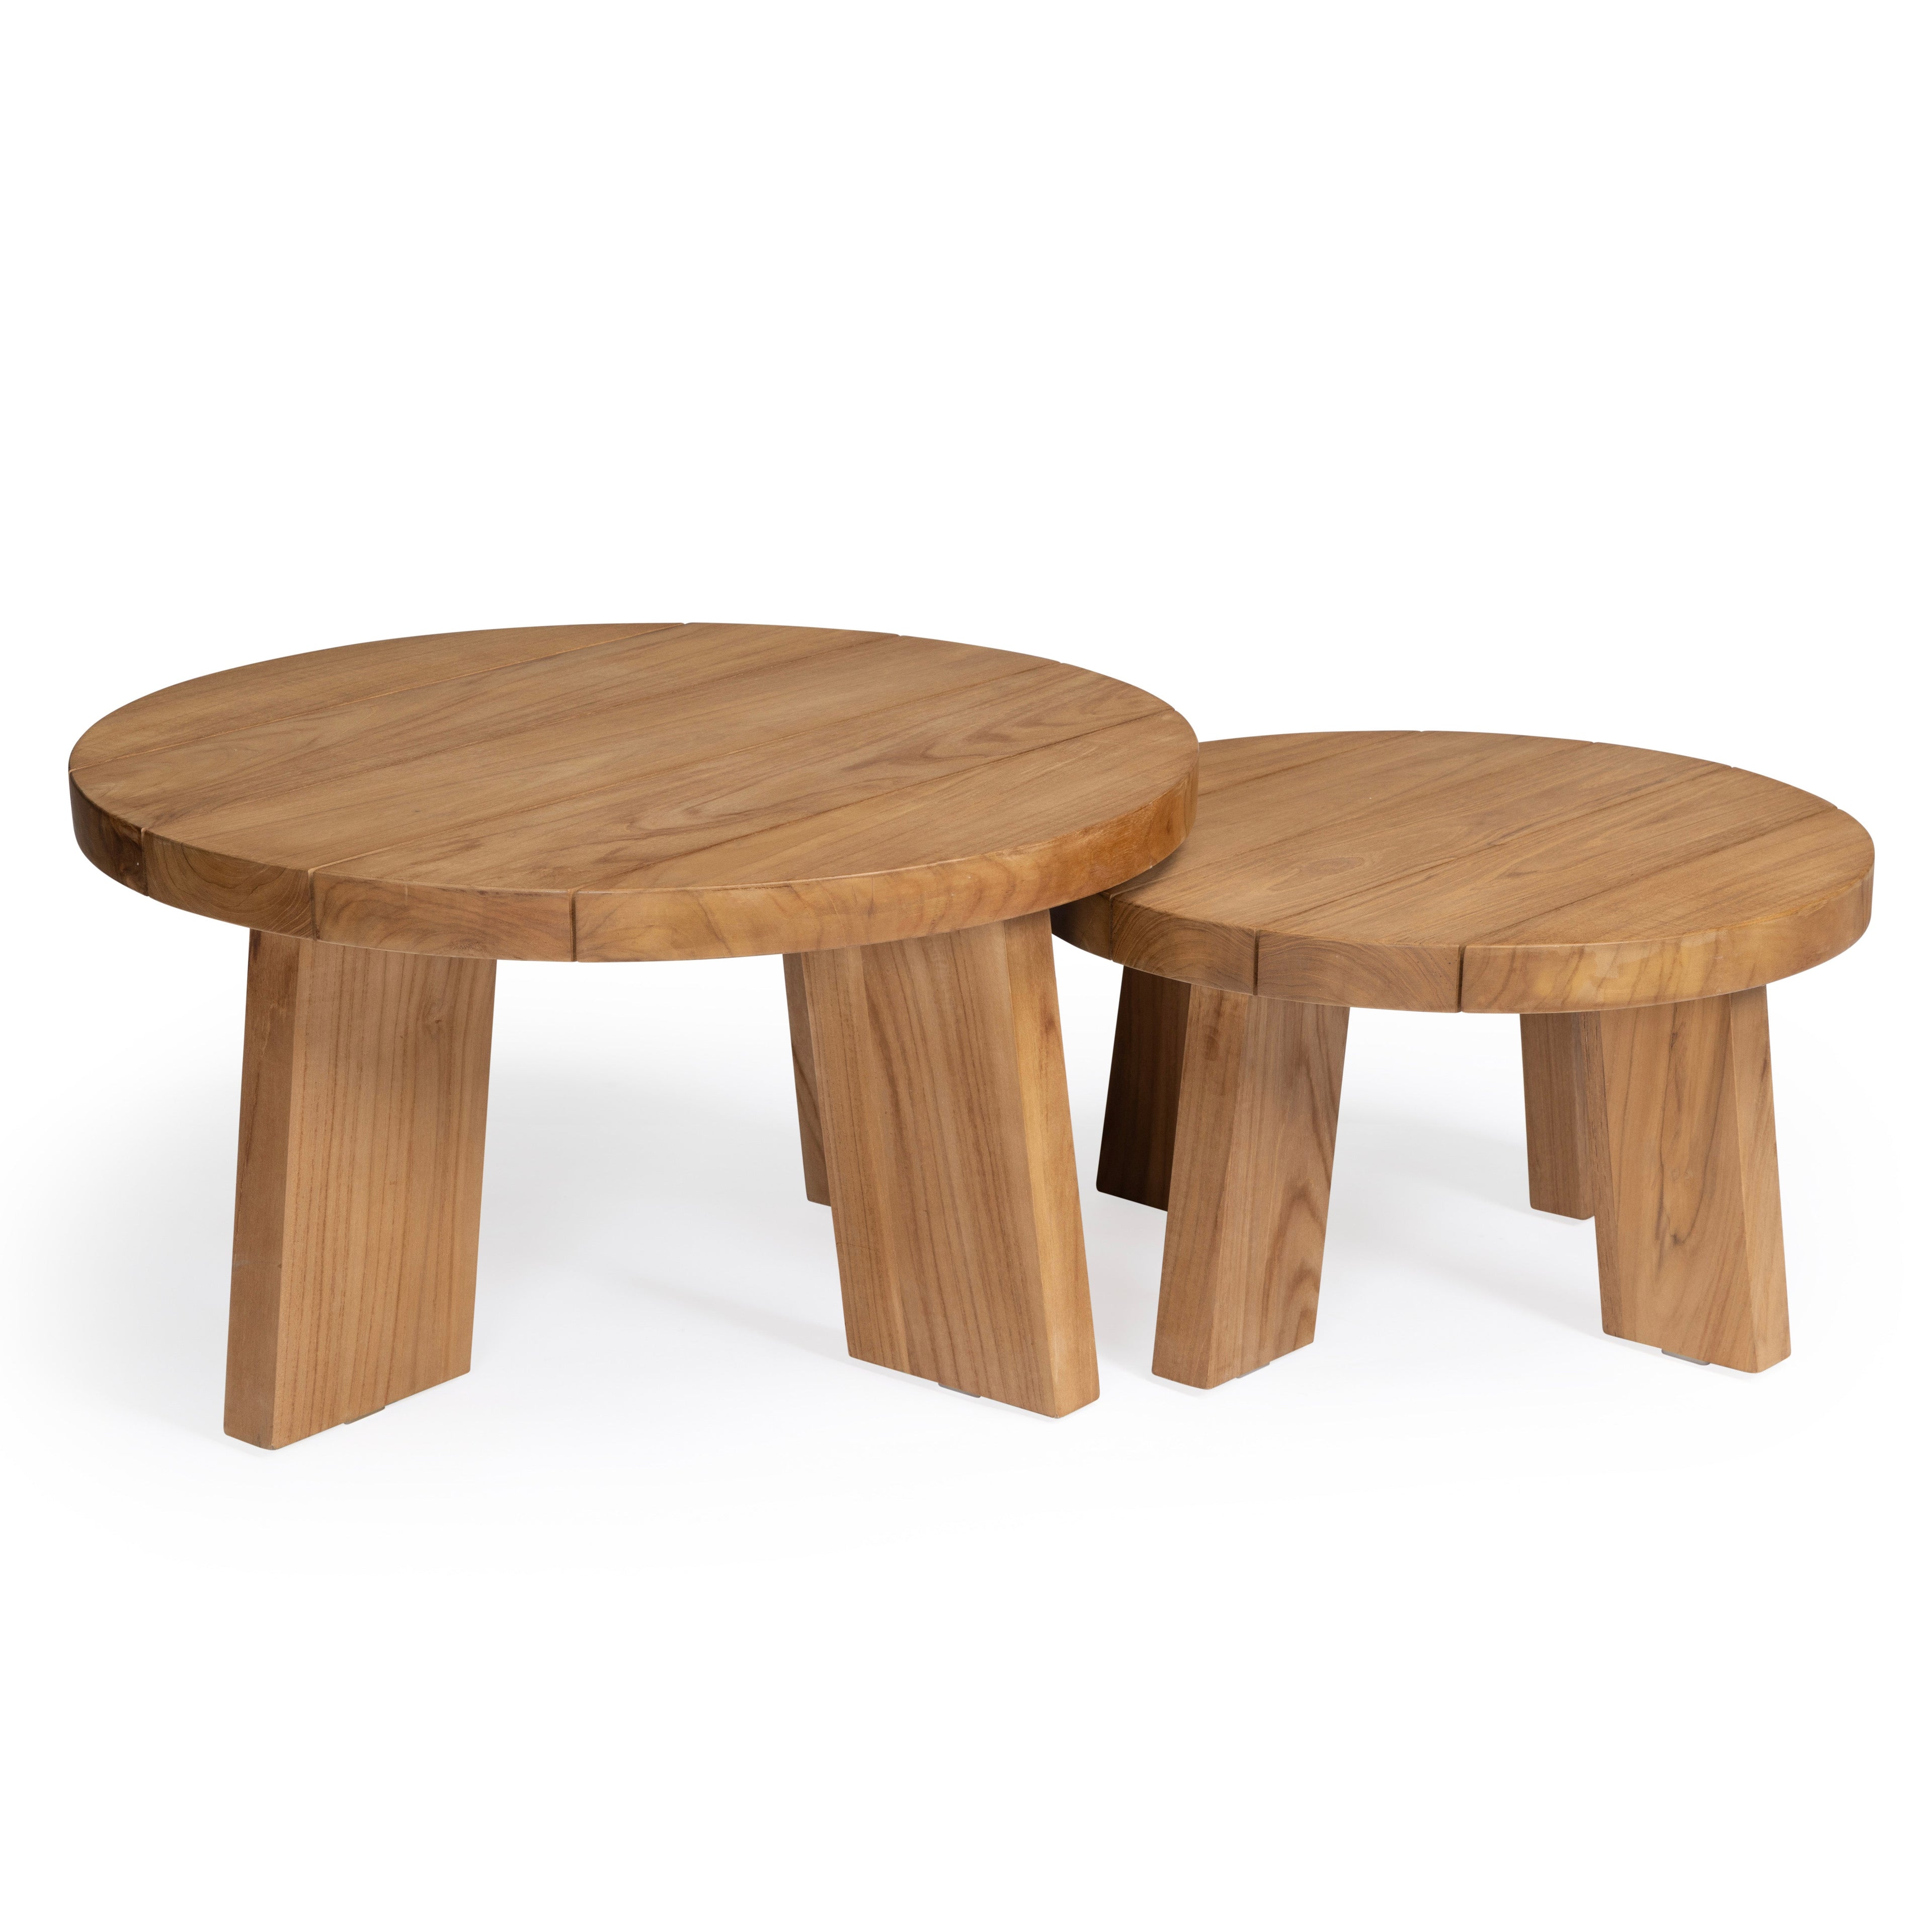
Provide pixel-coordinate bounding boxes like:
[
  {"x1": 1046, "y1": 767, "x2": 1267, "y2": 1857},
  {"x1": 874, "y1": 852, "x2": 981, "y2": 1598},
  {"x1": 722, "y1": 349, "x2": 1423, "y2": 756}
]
[{"x1": 70, "y1": 624, "x2": 1874, "y2": 1445}]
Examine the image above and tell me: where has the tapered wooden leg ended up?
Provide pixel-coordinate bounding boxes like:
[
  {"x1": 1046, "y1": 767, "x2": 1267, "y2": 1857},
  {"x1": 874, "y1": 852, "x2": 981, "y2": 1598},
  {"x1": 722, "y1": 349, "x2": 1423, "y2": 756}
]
[
  {"x1": 781, "y1": 953, "x2": 831, "y2": 1205},
  {"x1": 798, "y1": 911, "x2": 1099, "y2": 1416},
  {"x1": 1582, "y1": 987, "x2": 1789, "y2": 1371},
  {"x1": 225, "y1": 931, "x2": 495, "y2": 1448},
  {"x1": 1096, "y1": 967, "x2": 1192, "y2": 1210},
  {"x1": 1152, "y1": 988, "x2": 1349, "y2": 1389},
  {"x1": 1520, "y1": 1012, "x2": 1593, "y2": 1218}
]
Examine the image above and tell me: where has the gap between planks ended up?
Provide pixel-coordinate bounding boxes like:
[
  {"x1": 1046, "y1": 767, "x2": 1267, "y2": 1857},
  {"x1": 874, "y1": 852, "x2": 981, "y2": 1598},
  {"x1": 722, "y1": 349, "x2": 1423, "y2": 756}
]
[
  {"x1": 1099, "y1": 764, "x2": 1840, "y2": 1007},
  {"x1": 67, "y1": 624, "x2": 689, "y2": 773},
  {"x1": 259, "y1": 695, "x2": 1177, "y2": 958}
]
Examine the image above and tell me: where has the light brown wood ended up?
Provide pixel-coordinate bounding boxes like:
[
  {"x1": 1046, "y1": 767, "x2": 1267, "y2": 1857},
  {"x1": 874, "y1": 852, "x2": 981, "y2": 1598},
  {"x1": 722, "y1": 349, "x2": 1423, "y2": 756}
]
[
  {"x1": 1152, "y1": 989, "x2": 1348, "y2": 1388},
  {"x1": 799, "y1": 912, "x2": 1099, "y2": 1416},
  {"x1": 68, "y1": 773, "x2": 144, "y2": 893},
  {"x1": 1459, "y1": 811, "x2": 1875, "y2": 1011},
  {"x1": 781, "y1": 953, "x2": 831, "y2": 1206},
  {"x1": 1520, "y1": 1013, "x2": 1593, "y2": 1218},
  {"x1": 74, "y1": 623, "x2": 1190, "y2": 1437},
  {"x1": 226, "y1": 931, "x2": 494, "y2": 1448},
  {"x1": 1095, "y1": 967, "x2": 1192, "y2": 1210},
  {"x1": 1063, "y1": 731, "x2": 1858, "y2": 1385},
  {"x1": 1582, "y1": 987, "x2": 1789, "y2": 1371},
  {"x1": 1048, "y1": 894, "x2": 1112, "y2": 957},
  {"x1": 71, "y1": 623, "x2": 1197, "y2": 962},
  {"x1": 74, "y1": 623, "x2": 676, "y2": 766},
  {"x1": 1055, "y1": 733, "x2": 1872, "y2": 1011}
]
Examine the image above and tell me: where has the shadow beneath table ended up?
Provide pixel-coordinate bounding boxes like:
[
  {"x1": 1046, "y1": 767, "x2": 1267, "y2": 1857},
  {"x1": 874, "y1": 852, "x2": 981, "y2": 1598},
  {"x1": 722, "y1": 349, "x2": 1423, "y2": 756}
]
[
  {"x1": 48, "y1": 1048, "x2": 1602, "y2": 1439},
  {"x1": 480, "y1": 1068, "x2": 851, "y2": 1362},
  {"x1": 38, "y1": 1060, "x2": 850, "y2": 1438},
  {"x1": 1073, "y1": 1101, "x2": 1606, "y2": 1385}
]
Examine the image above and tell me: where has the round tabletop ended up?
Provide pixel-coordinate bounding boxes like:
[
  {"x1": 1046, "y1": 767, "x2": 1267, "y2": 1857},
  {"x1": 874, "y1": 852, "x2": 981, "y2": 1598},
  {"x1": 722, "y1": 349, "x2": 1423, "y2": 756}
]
[
  {"x1": 71, "y1": 622, "x2": 1199, "y2": 961},
  {"x1": 1054, "y1": 732, "x2": 1873, "y2": 1012}
]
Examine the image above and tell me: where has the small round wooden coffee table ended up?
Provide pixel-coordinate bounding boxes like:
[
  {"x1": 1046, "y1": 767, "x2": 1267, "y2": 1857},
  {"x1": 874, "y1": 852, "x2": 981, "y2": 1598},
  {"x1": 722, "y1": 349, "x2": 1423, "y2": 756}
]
[
  {"x1": 1053, "y1": 731, "x2": 1873, "y2": 1384},
  {"x1": 71, "y1": 621, "x2": 1197, "y2": 1443}
]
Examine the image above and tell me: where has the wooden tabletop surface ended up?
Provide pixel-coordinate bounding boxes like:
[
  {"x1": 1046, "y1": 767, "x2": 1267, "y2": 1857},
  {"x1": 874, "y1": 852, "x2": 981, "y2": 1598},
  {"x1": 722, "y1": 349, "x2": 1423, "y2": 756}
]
[
  {"x1": 72, "y1": 622, "x2": 1198, "y2": 961},
  {"x1": 1054, "y1": 732, "x2": 1873, "y2": 1012}
]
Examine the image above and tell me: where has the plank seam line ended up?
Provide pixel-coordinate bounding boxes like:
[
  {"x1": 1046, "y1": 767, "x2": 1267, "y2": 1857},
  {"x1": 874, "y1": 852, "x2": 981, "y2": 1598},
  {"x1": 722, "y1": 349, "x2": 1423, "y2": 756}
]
[
  {"x1": 292, "y1": 655, "x2": 1090, "y2": 904},
  {"x1": 563, "y1": 705, "x2": 1185, "y2": 906},
  {"x1": 100, "y1": 642, "x2": 1184, "y2": 951},
  {"x1": 1239, "y1": 778, "x2": 1717, "y2": 941},
  {"x1": 1458, "y1": 800, "x2": 1845, "y2": 945},
  {"x1": 1461, "y1": 867, "x2": 1874, "y2": 972},
  {"x1": 560, "y1": 714, "x2": 1182, "y2": 939},
  {"x1": 1117, "y1": 738, "x2": 1661, "y2": 914},
  {"x1": 82, "y1": 626, "x2": 999, "y2": 780},
  {"x1": 68, "y1": 625, "x2": 688, "y2": 774},
  {"x1": 126, "y1": 642, "x2": 1061, "y2": 918},
  {"x1": 79, "y1": 623, "x2": 906, "y2": 782},
  {"x1": 1193, "y1": 731, "x2": 1423, "y2": 810},
  {"x1": 1126, "y1": 763, "x2": 1723, "y2": 940}
]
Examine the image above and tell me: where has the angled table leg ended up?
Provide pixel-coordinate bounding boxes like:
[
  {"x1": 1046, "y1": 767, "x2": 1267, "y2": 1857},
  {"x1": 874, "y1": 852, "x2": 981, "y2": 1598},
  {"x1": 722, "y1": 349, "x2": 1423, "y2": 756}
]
[
  {"x1": 781, "y1": 953, "x2": 831, "y2": 1205},
  {"x1": 1520, "y1": 1013, "x2": 1594, "y2": 1218},
  {"x1": 1096, "y1": 966, "x2": 1192, "y2": 1210},
  {"x1": 1582, "y1": 987, "x2": 1789, "y2": 1372},
  {"x1": 798, "y1": 911, "x2": 1099, "y2": 1416},
  {"x1": 226, "y1": 931, "x2": 495, "y2": 1448},
  {"x1": 1153, "y1": 989, "x2": 1349, "y2": 1389}
]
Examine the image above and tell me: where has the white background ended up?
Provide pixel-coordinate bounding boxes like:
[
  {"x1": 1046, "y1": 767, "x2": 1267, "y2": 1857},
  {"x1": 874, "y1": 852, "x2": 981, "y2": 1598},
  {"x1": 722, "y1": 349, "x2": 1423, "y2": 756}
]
[{"x1": 4, "y1": 5, "x2": 1926, "y2": 1926}]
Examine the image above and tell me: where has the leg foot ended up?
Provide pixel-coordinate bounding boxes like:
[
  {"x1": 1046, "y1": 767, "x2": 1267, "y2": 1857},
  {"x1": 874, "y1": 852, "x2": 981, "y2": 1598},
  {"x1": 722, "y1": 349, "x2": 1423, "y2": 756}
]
[
  {"x1": 225, "y1": 931, "x2": 495, "y2": 1448},
  {"x1": 1520, "y1": 1013, "x2": 1593, "y2": 1217},
  {"x1": 782, "y1": 953, "x2": 831, "y2": 1205},
  {"x1": 1152, "y1": 989, "x2": 1348, "y2": 1389},
  {"x1": 799, "y1": 912, "x2": 1099, "y2": 1416},
  {"x1": 1583, "y1": 986, "x2": 1789, "y2": 1373},
  {"x1": 1096, "y1": 967, "x2": 1192, "y2": 1210}
]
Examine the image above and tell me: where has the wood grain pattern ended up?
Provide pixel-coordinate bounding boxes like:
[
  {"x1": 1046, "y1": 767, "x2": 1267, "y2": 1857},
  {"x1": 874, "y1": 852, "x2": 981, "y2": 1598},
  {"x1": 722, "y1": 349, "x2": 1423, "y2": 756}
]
[
  {"x1": 1459, "y1": 812, "x2": 1874, "y2": 1011},
  {"x1": 72, "y1": 623, "x2": 677, "y2": 767},
  {"x1": 80, "y1": 625, "x2": 954, "y2": 940},
  {"x1": 1110, "y1": 898, "x2": 1256, "y2": 994},
  {"x1": 799, "y1": 912, "x2": 1098, "y2": 1416},
  {"x1": 1257, "y1": 934, "x2": 1457, "y2": 1011},
  {"x1": 1520, "y1": 1013, "x2": 1593, "y2": 1218},
  {"x1": 573, "y1": 711, "x2": 1197, "y2": 962},
  {"x1": 1055, "y1": 733, "x2": 1872, "y2": 1011},
  {"x1": 1152, "y1": 989, "x2": 1348, "y2": 1388},
  {"x1": 1582, "y1": 988, "x2": 1789, "y2": 1372},
  {"x1": 68, "y1": 773, "x2": 145, "y2": 893},
  {"x1": 147, "y1": 833, "x2": 317, "y2": 937},
  {"x1": 1095, "y1": 967, "x2": 1192, "y2": 1211},
  {"x1": 782, "y1": 953, "x2": 830, "y2": 1205},
  {"x1": 1049, "y1": 894, "x2": 1112, "y2": 956},
  {"x1": 225, "y1": 931, "x2": 495, "y2": 1448},
  {"x1": 71, "y1": 623, "x2": 1198, "y2": 961}
]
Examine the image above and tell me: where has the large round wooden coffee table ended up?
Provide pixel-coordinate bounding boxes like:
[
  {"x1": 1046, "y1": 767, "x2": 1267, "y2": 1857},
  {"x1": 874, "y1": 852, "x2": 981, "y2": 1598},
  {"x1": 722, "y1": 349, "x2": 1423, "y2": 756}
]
[{"x1": 71, "y1": 622, "x2": 1198, "y2": 1444}]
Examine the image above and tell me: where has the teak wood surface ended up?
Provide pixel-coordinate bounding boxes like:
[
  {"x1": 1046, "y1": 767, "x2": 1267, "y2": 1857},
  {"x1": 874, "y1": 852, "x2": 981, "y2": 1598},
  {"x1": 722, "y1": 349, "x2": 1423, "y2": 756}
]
[
  {"x1": 1519, "y1": 1013, "x2": 1594, "y2": 1218},
  {"x1": 1054, "y1": 732, "x2": 1872, "y2": 1012},
  {"x1": 1151, "y1": 986, "x2": 1348, "y2": 1388},
  {"x1": 797, "y1": 912, "x2": 1098, "y2": 1416},
  {"x1": 781, "y1": 953, "x2": 832, "y2": 1206},
  {"x1": 1094, "y1": 973, "x2": 1797, "y2": 1382},
  {"x1": 1095, "y1": 967, "x2": 1194, "y2": 1212},
  {"x1": 1583, "y1": 988, "x2": 1790, "y2": 1371},
  {"x1": 71, "y1": 622, "x2": 1198, "y2": 961},
  {"x1": 1072, "y1": 732, "x2": 1868, "y2": 1385},
  {"x1": 76, "y1": 624, "x2": 1194, "y2": 1443},
  {"x1": 227, "y1": 931, "x2": 494, "y2": 1446}
]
